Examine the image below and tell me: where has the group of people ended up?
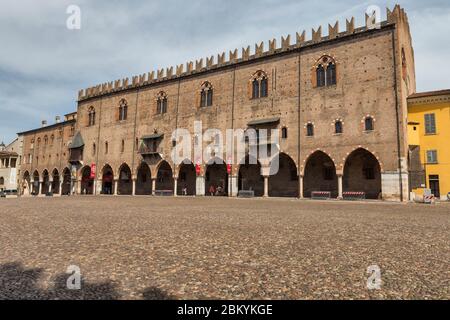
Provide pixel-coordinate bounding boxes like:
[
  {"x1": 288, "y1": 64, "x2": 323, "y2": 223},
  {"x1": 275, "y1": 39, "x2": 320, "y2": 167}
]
[{"x1": 208, "y1": 184, "x2": 225, "y2": 196}]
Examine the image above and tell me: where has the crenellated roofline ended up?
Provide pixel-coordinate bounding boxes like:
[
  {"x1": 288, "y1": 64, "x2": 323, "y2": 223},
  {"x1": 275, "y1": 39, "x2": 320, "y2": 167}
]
[{"x1": 78, "y1": 5, "x2": 407, "y2": 103}]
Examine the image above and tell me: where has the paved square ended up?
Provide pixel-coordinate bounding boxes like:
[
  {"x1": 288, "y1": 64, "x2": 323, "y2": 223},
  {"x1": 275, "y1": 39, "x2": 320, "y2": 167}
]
[{"x1": 0, "y1": 196, "x2": 449, "y2": 300}]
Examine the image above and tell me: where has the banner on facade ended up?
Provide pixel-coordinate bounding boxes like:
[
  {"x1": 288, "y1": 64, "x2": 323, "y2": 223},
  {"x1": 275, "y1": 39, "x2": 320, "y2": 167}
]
[{"x1": 90, "y1": 163, "x2": 96, "y2": 179}]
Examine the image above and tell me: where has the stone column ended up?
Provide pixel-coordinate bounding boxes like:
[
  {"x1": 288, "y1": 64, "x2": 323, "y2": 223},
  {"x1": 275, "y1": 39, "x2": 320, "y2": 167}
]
[
  {"x1": 114, "y1": 179, "x2": 118, "y2": 196},
  {"x1": 299, "y1": 175, "x2": 304, "y2": 199},
  {"x1": 263, "y1": 176, "x2": 269, "y2": 198},
  {"x1": 48, "y1": 179, "x2": 53, "y2": 195},
  {"x1": 59, "y1": 177, "x2": 63, "y2": 196},
  {"x1": 132, "y1": 178, "x2": 136, "y2": 196},
  {"x1": 196, "y1": 176, "x2": 205, "y2": 196},
  {"x1": 228, "y1": 175, "x2": 238, "y2": 197},
  {"x1": 151, "y1": 178, "x2": 156, "y2": 196},
  {"x1": 338, "y1": 174, "x2": 343, "y2": 199},
  {"x1": 173, "y1": 177, "x2": 178, "y2": 197},
  {"x1": 76, "y1": 180, "x2": 82, "y2": 195},
  {"x1": 92, "y1": 180, "x2": 97, "y2": 196}
]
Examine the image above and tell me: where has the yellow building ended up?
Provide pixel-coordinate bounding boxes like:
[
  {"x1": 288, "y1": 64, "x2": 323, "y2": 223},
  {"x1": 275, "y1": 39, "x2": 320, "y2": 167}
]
[{"x1": 408, "y1": 89, "x2": 450, "y2": 200}]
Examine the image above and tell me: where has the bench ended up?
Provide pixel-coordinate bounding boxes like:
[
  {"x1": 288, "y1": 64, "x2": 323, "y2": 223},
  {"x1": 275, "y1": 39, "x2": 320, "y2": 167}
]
[
  {"x1": 311, "y1": 191, "x2": 332, "y2": 200},
  {"x1": 154, "y1": 190, "x2": 174, "y2": 197},
  {"x1": 238, "y1": 190, "x2": 255, "y2": 198},
  {"x1": 343, "y1": 192, "x2": 366, "y2": 201}
]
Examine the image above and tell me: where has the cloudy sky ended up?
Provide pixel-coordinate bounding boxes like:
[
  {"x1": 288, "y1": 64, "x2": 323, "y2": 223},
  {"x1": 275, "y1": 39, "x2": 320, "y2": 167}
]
[{"x1": 1, "y1": 0, "x2": 449, "y2": 144}]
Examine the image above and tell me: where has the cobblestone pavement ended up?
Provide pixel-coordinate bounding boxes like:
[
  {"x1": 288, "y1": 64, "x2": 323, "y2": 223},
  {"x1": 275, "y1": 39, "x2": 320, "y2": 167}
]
[{"x1": 0, "y1": 196, "x2": 448, "y2": 300}]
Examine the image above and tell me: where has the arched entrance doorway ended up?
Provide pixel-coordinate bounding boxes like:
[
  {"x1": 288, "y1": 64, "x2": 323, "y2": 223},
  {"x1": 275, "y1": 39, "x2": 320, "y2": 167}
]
[
  {"x1": 269, "y1": 153, "x2": 299, "y2": 197},
  {"x1": 155, "y1": 161, "x2": 174, "y2": 192},
  {"x1": 303, "y1": 151, "x2": 338, "y2": 198},
  {"x1": 22, "y1": 171, "x2": 31, "y2": 196},
  {"x1": 80, "y1": 166, "x2": 94, "y2": 195},
  {"x1": 32, "y1": 171, "x2": 40, "y2": 195},
  {"x1": 101, "y1": 165, "x2": 114, "y2": 195},
  {"x1": 136, "y1": 162, "x2": 152, "y2": 195},
  {"x1": 205, "y1": 158, "x2": 228, "y2": 196},
  {"x1": 177, "y1": 161, "x2": 196, "y2": 196},
  {"x1": 238, "y1": 155, "x2": 263, "y2": 197},
  {"x1": 42, "y1": 170, "x2": 50, "y2": 195},
  {"x1": 61, "y1": 168, "x2": 71, "y2": 195},
  {"x1": 51, "y1": 169, "x2": 60, "y2": 194},
  {"x1": 343, "y1": 148, "x2": 382, "y2": 199},
  {"x1": 118, "y1": 164, "x2": 132, "y2": 195}
]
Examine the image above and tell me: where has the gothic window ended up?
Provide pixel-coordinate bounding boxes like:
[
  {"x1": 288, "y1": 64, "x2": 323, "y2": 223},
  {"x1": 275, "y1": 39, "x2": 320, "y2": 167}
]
[
  {"x1": 314, "y1": 55, "x2": 337, "y2": 87},
  {"x1": 335, "y1": 120, "x2": 343, "y2": 134},
  {"x1": 306, "y1": 123, "x2": 314, "y2": 137},
  {"x1": 365, "y1": 117, "x2": 374, "y2": 131},
  {"x1": 44, "y1": 135, "x2": 48, "y2": 145},
  {"x1": 326, "y1": 63, "x2": 336, "y2": 86},
  {"x1": 88, "y1": 106, "x2": 96, "y2": 126},
  {"x1": 316, "y1": 65, "x2": 325, "y2": 87},
  {"x1": 119, "y1": 99, "x2": 128, "y2": 121},
  {"x1": 251, "y1": 71, "x2": 269, "y2": 99},
  {"x1": 200, "y1": 82, "x2": 213, "y2": 107},
  {"x1": 37, "y1": 137, "x2": 41, "y2": 148},
  {"x1": 156, "y1": 92, "x2": 168, "y2": 114},
  {"x1": 50, "y1": 134, "x2": 55, "y2": 145}
]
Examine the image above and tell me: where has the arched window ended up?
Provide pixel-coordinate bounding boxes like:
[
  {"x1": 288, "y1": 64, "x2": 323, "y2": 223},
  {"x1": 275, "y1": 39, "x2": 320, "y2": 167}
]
[
  {"x1": 306, "y1": 123, "x2": 314, "y2": 137},
  {"x1": 314, "y1": 55, "x2": 337, "y2": 87},
  {"x1": 251, "y1": 71, "x2": 269, "y2": 99},
  {"x1": 282, "y1": 127, "x2": 288, "y2": 139},
  {"x1": 105, "y1": 141, "x2": 109, "y2": 154},
  {"x1": 365, "y1": 117, "x2": 374, "y2": 131},
  {"x1": 326, "y1": 63, "x2": 336, "y2": 86},
  {"x1": 37, "y1": 137, "x2": 41, "y2": 148},
  {"x1": 119, "y1": 99, "x2": 128, "y2": 121},
  {"x1": 50, "y1": 134, "x2": 55, "y2": 145},
  {"x1": 252, "y1": 79, "x2": 260, "y2": 99},
  {"x1": 200, "y1": 82, "x2": 213, "y2": 107},
  {"x1": 88, "y1": 107, "x2": 96, "y2": 126},
  {"x1": 156, "y1": 92, "x2": 168, "y2": 114},
  {"x1": 316, "y1": 65, "x2": 325, "y2": 87},
  {"x1": 335, "y1": 120, "x2": 343, "y2": 134},
  {"x1": 44, "y1": 135, "x2": 48, "y2": 145}
]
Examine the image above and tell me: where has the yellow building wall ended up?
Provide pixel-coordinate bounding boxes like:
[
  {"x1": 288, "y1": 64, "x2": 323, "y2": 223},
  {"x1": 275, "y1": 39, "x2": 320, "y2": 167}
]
[{"x1": 408, "y1": 101, "x2": 450, "y2": 199}]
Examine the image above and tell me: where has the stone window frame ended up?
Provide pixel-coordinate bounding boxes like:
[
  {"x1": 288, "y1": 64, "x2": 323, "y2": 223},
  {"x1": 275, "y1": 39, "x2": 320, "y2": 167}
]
[
  {"x1": 304, "y1": 121, "x2": 315, "y2": 137},
  {"x1": 249, "y1": 70, "x2": 269, "y2": 100},
  {"x1": 362, "y1": 115, "x2": 376, "y2": 132},
  {"x1": 312, "y1": 55, "x2": 338, "y2": 88},
  {"x1": 332, "y1": 118, "x2": 344, "y2": 135},
  {"x1": 156, "y1": 91, "x2": 168, "y2": 115},
  {"x1": 199, "y1": 81, "x2": 213, "y2": 108}
]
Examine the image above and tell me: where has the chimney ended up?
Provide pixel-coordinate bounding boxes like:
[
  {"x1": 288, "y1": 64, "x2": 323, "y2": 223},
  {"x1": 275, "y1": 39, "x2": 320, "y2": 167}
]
[
  {"x1": 55, "y1": 116, "x2": 61, "y2": 124},
  {"x1": 41, "y1": 120, "x2": 47, "y2": 127}
]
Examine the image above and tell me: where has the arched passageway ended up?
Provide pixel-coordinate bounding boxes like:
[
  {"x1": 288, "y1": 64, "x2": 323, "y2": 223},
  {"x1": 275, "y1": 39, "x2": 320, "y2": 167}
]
[
  {"x1": 303, "y1": 151, "x2": 338, "y2": 198},
  {"x1": 118, "y1": 164, "x2": 132, "y2": 195},
  {"x1": 136, "y1": 163, "x2": 152, "y2": 195},
  {"x1": 80, "y1": 166, "x2": 94, "y2": 195},
  {"x1": 155, "y1": 161, "x2": 174, "y2": 192},
  {"x1": 205, "y1": 158, "x2": 228, "y2": 196},
  {"x1": 61, "y1": 168, "x2": 71, "y2": 195},
  {"x1": 101, "y1": 165, "x2": 114, "y2": 195},
  {"x1": 177, "y1": 161, "x2": 196, "y2": 196},
  {"x1": 51, "y1": 169, "x2": 60, "y2": 194},
  {"x1": 22, "y1": 172, "x2": 31, "y2": 196},
  {"x1": 42, "y1": 170, "x2": 50, "y2": 195},
  {"x1": 238, "y1": 155, "x2": 263, "y2": 197},
  {"x1": 343, "y1": 148, "x2": 382, "y2": 199},
  {"x1": 32, "y1": 171, "x2": 40, "y2": 195},
  {"x1": 269, "y1": 153, "x2": 299, "y2": 197}
]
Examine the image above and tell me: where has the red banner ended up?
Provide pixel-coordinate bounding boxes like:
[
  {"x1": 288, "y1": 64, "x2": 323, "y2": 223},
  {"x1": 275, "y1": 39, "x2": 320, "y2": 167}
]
[
  {"x1": 195, "y1": 164, "x2": 201, "y2": 176},
  {"x1": 90, "y1": 163, "x2": 96, "y2": 179},
  {"x1": 227, "y1": 164, "x2": 232, "y2": 174}
]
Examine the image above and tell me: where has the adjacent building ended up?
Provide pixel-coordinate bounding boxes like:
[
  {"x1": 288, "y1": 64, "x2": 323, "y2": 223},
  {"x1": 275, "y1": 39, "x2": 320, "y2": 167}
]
[
  {"x1": 18, "y1": 6, "x2": 416, "y2": 201},
  {"x1": 408, "y1": 89, "x2": 450, "y2": 200},
  {"x1": 0, "y1": 138, "x2": 23, "y2": 194}
]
